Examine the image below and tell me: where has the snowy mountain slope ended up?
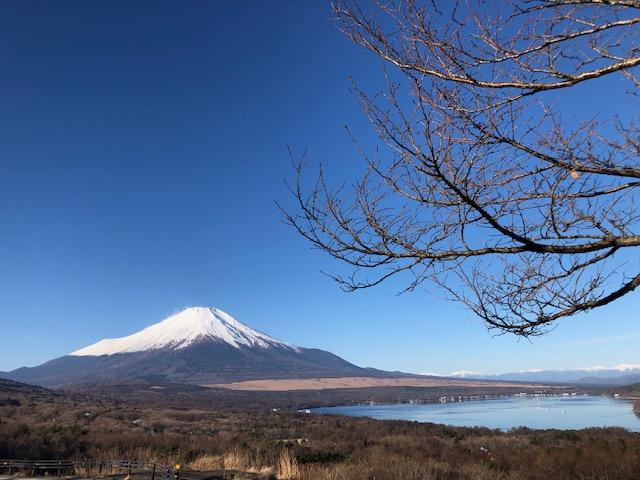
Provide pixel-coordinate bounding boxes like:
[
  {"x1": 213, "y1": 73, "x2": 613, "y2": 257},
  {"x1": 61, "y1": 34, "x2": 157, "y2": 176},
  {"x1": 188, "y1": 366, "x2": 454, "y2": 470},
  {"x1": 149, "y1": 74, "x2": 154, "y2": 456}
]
[
  {"x1": 3, "y1": 307, "x2": 396, "y2": 388},
  {"x1": 71, "y1": 307, "x2": 293, "y2": 356}
]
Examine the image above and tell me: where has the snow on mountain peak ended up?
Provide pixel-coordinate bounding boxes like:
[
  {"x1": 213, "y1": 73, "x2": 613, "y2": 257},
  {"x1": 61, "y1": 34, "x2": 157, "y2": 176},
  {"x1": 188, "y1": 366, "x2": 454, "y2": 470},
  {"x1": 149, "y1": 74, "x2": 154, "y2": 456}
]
[
  {"x1": 447, "y1": 370, "x2": 485, "y2": 378},
  {"x1": 420, "y1": 363, "x2": 640, "y2": 379},
  {"x1": 70, "y1": 307, "x2": 291, "y2": 356}
]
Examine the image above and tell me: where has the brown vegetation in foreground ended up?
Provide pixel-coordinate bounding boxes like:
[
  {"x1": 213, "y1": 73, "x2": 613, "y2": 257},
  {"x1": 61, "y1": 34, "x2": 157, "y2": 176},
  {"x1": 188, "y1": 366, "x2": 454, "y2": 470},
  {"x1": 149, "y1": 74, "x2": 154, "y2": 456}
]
[{"x1": 1, "y1": 379, "x2": 640, "y2": 479}]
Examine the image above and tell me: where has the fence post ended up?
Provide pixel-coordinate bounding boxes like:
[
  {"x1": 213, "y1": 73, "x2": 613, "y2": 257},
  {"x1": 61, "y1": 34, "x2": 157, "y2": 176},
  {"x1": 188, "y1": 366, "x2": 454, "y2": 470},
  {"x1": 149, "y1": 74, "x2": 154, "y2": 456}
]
[
  {"x1": 57, "y1": 460, "x2": 62, "y2": 478},
  {"x1": 98, "y1": 460, "x2": 103, "y2": 475},
  {"x1": 30, "y1": 461, "x2": 35, "y2": 477},
  {"x1": 8, "y1": 460, "x2": 12, "y2": 476}
]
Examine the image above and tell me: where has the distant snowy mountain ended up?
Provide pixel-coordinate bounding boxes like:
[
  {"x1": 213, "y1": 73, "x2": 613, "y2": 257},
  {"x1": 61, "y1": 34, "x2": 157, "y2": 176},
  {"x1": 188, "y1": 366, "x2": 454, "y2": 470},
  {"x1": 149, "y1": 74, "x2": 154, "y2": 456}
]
[
  {"x1": 3, "y1": 307, "x2": 395, "y2": 388},
  {"x1": 431, "y1": 364, "x2": 640, "y2": 385}
]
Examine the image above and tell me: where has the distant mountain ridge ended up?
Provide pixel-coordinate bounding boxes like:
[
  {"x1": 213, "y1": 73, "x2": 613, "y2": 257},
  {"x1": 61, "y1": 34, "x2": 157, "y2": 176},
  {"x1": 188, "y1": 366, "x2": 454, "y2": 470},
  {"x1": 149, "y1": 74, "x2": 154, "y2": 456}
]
[
  {"x1": 2, "y1": 307, "x2": 406, "y2": 388},
  {"x1": 428, "y1": 364, "x2": 640, "y2": 385}
]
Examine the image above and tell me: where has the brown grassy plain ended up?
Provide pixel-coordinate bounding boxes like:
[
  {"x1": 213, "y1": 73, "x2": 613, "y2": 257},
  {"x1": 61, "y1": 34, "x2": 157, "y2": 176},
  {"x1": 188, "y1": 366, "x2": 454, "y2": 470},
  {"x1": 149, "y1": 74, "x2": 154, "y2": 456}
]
[{"x1": 206, "y1": 376, "x2": 550, "y2": 391}]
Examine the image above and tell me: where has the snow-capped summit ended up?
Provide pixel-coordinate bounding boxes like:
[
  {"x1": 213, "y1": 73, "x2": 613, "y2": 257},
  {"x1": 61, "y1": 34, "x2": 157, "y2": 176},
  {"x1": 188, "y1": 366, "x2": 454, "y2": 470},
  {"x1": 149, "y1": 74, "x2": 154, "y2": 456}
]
[{"x1": 71, "y1": 307, "x2": 291, "y2": 356}]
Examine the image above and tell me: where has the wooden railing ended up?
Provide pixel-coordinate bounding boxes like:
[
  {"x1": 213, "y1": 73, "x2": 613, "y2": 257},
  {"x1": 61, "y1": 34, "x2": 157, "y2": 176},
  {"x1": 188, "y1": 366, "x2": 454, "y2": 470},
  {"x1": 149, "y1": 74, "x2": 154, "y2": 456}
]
[
  {"x1": 0, "y1": 459, "x2": 261, "y2": 479},
  {"x1": 0, "y1": 459, "x2": 171, "y2": 478},
  {"x1": 0, "y1": 459, "x2": 74, "y2": 477}
]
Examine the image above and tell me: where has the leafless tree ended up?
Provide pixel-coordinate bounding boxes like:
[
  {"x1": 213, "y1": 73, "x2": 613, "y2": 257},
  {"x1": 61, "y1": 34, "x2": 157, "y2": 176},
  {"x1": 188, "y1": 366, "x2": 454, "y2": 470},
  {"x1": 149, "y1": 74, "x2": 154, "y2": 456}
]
[{"x1": 280, "y1": 0, "x2": 640, "y2": 336}]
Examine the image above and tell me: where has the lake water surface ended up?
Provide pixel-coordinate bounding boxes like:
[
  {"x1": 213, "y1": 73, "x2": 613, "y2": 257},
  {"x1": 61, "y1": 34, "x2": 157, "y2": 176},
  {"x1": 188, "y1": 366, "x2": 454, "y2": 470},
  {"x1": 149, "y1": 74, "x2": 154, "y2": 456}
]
[{"x1": 313, "y1": 395, "x2": 640, "y2": 431}]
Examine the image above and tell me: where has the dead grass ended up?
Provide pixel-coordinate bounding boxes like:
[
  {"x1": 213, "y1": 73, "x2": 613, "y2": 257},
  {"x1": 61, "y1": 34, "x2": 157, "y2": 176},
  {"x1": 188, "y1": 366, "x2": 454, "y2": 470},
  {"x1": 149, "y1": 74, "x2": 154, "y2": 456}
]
[
  {"x1": 277, "y1": 449, "x2": 300, "y2": 479},
  {"x1": 188, "y1": 454, "x2": 224, "y2": 471},
  {"x1": 222, "y1": 449, "x2": 253, "y2": 471}
]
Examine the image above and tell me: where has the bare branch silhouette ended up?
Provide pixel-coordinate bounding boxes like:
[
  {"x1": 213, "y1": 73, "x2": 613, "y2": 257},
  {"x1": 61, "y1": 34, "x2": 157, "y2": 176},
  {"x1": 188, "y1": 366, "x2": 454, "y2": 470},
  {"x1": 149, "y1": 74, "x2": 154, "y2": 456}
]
[{"x1": 281, "y1": 0, "x2": 640, "y2": 335}]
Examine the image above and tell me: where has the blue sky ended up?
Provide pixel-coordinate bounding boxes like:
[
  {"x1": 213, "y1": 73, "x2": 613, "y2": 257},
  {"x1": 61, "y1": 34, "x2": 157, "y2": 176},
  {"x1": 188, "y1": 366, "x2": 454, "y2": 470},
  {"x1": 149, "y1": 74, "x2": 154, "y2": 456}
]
[{"x1": 0, "y1": 1, "x2": 638, "y2": 373}]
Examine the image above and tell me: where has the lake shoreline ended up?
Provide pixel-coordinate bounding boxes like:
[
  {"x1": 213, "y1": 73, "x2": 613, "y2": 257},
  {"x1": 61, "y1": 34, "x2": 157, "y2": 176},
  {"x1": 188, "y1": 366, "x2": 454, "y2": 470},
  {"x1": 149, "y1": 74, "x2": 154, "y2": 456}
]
[
  {"x1": 311, "y1": 394, "x2": 640, "y2": 432},
  {"x1": 309, "y1": 390, "x2": 590, "y2": 409}
]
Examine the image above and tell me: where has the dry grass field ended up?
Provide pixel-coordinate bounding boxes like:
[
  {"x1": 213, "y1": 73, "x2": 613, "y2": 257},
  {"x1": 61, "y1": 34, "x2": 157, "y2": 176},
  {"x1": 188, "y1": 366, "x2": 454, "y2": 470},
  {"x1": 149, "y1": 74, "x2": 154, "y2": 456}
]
[{"x1": 206, "y1": 376, "x2": 550, "y2": 391}]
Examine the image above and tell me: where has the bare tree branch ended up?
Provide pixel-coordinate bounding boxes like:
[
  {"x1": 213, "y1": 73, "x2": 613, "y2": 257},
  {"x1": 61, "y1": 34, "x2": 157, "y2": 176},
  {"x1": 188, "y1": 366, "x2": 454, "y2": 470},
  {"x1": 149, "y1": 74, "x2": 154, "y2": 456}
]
[{"x1": 283, "y1": 0, "x2": 640, "y2": 336}]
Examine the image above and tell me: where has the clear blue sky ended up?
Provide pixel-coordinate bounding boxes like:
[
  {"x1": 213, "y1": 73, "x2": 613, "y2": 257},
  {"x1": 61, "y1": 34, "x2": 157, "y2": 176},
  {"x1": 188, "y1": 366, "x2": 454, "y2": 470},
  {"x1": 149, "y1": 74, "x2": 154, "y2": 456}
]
[{"x1": 1, "y1": 1, "x2": 638, "y2": 373}]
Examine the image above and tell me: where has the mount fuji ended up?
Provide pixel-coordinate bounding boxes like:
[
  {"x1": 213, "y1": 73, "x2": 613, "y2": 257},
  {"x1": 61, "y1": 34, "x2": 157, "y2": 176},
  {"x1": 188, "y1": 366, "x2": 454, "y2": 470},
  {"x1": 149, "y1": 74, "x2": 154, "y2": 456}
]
[{"x1": 3, "y1": 307, "x2": 392, "y2": 388}]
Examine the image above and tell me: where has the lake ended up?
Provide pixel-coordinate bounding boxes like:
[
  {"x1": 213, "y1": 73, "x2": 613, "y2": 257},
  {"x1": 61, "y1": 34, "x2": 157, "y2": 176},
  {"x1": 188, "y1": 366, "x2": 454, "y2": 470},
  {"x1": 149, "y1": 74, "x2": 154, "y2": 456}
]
[{"x1": 313, "y1": 395, "x2": 640, "y2": 431}]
